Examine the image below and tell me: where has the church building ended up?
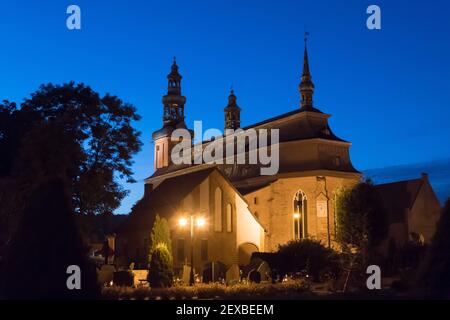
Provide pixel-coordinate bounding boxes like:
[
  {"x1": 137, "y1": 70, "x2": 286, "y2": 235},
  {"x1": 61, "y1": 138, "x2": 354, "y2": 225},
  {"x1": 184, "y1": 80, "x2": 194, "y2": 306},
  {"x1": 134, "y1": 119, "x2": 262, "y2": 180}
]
[{"x1": 116, "y1": 42, "x2": 363, "y2": 276}]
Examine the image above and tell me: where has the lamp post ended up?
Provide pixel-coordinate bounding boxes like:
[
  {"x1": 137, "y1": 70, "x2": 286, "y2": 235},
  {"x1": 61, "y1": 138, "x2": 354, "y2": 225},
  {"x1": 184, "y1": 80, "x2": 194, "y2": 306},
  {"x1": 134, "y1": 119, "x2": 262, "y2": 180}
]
[{"x1": 179, "y1": 215, "x2": 205, "y2": 286}]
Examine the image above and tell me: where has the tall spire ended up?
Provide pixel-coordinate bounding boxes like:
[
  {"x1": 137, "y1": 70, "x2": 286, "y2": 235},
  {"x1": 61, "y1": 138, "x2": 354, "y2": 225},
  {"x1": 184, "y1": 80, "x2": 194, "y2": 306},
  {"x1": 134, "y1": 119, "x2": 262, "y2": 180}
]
[
  {"x1": 299, "y1": 32, "x2": 315, "y2": 110},
  {"x1": 162, "y1": 57, "x2": 186, "y2": 126},
  {"x1": 224, "y1": 88, "x2": 241, "y2": 130}
]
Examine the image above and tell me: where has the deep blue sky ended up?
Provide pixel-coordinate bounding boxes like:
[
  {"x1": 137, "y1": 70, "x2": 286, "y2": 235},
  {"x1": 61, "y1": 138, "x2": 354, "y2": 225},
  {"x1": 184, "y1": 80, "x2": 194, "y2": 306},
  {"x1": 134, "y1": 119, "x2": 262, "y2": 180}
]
[{"x1": 1, "y1": 1, "x2": 449, "y2": 213}]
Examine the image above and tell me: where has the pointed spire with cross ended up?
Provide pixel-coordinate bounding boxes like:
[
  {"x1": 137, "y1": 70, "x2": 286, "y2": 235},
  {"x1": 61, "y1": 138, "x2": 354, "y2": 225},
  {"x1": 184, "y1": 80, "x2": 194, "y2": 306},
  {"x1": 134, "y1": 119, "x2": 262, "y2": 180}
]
[{"x1": 299, "y1": 32, "x2": 315, "y2": 110}]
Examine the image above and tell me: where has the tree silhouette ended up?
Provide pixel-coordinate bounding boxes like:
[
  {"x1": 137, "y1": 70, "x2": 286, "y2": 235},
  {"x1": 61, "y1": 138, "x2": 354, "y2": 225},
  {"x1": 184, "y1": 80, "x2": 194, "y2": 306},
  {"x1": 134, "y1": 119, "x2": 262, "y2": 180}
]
[
  {"x1": 0, "y1": 177, "x2": 100, "y2": 299},
  {"x1": 336, "y1": 181, "x2": 388, "y2": 258},
  {"x1": 1, "y1": 82, "x2": 142, "y2": 217},
  {"x1": 419, "y1": 198, "x2": 450, "y2": 298}
]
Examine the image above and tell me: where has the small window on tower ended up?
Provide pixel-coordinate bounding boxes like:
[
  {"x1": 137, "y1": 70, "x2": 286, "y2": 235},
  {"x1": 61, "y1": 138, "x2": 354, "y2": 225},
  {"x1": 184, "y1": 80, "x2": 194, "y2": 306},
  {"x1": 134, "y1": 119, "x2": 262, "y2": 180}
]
[{"x1": 254, "y1": 197, "x2": 258, "y2": 205}]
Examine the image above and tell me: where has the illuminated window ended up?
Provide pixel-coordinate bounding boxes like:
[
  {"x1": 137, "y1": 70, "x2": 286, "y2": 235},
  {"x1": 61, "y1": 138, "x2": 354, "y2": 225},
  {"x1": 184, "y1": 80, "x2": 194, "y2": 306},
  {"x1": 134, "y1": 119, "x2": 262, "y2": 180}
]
[{"x1": 293, "y1": 190, "x2": 307, "y2": 240}]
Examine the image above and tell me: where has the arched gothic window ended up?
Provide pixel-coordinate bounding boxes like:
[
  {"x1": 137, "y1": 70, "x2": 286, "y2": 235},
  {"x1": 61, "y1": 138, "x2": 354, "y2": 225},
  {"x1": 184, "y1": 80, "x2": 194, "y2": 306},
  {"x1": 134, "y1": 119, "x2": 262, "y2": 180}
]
[{"x1": 293, "y1": 190, "x2": 307, "y2": 240}]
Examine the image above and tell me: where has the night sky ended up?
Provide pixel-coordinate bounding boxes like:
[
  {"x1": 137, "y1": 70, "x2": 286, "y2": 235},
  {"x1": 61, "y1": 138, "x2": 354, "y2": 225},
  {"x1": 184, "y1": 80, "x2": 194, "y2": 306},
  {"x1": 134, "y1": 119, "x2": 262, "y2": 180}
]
[{"x1": 1, "y1": 0, "x2": 449, "y2": 213}]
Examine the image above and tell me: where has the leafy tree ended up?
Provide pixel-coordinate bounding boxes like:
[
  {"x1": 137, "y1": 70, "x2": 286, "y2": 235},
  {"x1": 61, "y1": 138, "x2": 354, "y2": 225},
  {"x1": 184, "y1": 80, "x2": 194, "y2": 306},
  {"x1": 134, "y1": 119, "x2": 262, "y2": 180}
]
[
  {"x1": 149, "y1": 214, "x2": 172, "y2": 259},
  {"x1": 1, "y1": 82, "x2": 142, "y2": 217},
  {"x1": 0, "y1": 177, "x2": 100, "y2": 299},
  {"x1": 0, "y1": 100, "x2": 36, "y2": 242},
  {"x1": 0, "y1": 100, "x2": 19, "y2": 177},
  {"x1": 21, "y1": 82, "x2": 141, "y2": 214},
  {"x1": 335, "y1": 181, "x2": 388, "y2": 259},
  {"x1": 418, "y1": 198, "x2": 450, "y2": 298},
  {"x1": 147, "y1": 245, "x2": 174, "y2": 288},
  {"x1": 276, "y1": 239, "x2": 341, "y2": 282}
]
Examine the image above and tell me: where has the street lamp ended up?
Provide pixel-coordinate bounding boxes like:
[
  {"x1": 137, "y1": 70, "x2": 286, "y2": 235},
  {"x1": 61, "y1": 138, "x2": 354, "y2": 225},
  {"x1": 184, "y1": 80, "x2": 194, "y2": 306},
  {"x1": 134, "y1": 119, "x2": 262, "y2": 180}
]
[{"x1": 179, "y1": 215, "x2": 205, "y2": 286}]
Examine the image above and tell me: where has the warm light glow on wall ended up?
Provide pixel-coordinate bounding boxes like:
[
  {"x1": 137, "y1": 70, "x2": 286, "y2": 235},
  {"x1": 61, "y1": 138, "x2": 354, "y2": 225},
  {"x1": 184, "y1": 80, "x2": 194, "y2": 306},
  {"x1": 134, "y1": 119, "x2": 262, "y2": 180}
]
[
  {"x1": 196, "y1": 217, "x2": 206, "y2": 227},
  {"x1": 179, "y1": 217, "x2": 188, "y2": 226},
  {"x1": 293, "y1": 213, "x2": 301, "y2": 219}
]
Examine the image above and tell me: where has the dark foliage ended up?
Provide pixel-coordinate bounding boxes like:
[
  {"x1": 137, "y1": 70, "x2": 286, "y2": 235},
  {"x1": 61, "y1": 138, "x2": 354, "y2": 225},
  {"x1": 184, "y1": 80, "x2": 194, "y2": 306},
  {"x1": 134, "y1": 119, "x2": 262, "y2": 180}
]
[
  {"x1": 0, "y1": 83, "x2": 142, "y2": 258},
  {"x1": 336, "y1": 181, "x2": 388, "y2": 259},
  {"x1": 418, "y1": 198, "x2": 450, "y2": 298},
  {"x1": 0, "y1": 101, "x2": 24, "y2": 177},
  {"x1": 75, "y1": 212, "x2": 127, "y2": 244},
  {"x1": 0, "y1": 178, "x2": 100, "y2": 299},
  {"x1": 248, "y1": 269, "x2": 262, "y2": 283},
  {"x1": 0, "y1": 82, "x2": 142, "y2": 217},
  {"x1": 148, "y1": 245, "x2": 173, "y2": 288},
  {"x1": 113, "y1": 271, "x2": 134, "y2": 287},
  {"x1": 276, "y1": 239, "x2": 341, "y2": 282}
]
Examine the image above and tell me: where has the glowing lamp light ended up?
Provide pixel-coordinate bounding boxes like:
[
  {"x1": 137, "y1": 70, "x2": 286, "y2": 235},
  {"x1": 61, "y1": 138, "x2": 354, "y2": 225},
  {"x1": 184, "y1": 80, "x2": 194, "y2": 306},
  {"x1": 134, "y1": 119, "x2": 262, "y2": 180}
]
[
  {"x1": 293, "y1": 213, "x2": 301, "y2": 219},
  {"x1": 196, "y1": 217, "x2": 206, "y2": 227},
  {"x1": 179, "y1": 217, "x2": 188, "y2": 227}
]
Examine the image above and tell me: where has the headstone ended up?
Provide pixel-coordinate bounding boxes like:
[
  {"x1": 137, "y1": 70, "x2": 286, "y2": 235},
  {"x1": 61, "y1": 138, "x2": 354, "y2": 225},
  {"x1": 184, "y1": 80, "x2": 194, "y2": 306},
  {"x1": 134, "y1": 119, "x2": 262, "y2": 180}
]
[
  {"x1": 182, "y1": 265, "x2": 192, "y2": 284},
  {"x1": 226, "y1": 264, "x2": 240, "y2": 285}
]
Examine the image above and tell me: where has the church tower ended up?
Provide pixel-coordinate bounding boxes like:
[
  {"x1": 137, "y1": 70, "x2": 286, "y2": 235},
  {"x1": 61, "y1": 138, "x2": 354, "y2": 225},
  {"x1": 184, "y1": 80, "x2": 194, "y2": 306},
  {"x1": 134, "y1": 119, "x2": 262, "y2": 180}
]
[
  {"x1": 224, "y1": 89, "x2": 241, "y2": 131},
  {"x1": 298, "y1": 35, "x2": 315, "y2": 110},
  {"x1": 152, "y1": 58, "x2": 191, "y2": 170},
  {"x1": 163, "y1": 57, "x2": 186, "y2": 125}
]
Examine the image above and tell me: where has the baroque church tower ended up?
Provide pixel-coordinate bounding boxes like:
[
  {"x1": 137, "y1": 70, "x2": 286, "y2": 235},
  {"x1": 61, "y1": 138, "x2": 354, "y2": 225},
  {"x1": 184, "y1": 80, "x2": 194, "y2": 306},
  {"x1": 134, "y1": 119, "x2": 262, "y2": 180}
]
[
  {"x1": 152, "y1": 58, "x2": 191, "y2": 170},
  {"x1": 224, "y1": 89, "x2": 241, "y2": 131}
]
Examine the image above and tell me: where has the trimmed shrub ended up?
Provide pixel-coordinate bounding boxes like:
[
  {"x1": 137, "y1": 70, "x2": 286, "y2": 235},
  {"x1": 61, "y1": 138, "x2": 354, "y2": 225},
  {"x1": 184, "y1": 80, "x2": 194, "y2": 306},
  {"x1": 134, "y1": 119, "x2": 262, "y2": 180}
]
[
  {"x1": 113, "y1": 271, "x2": 134, "y2": 287},
  {"x1": 149, "y1": 214, "x2": 172, "y2": 261},
  {"x1": 148, "y1": 245, "x2": 173, "y2": 288},
  {"x1": 276, "y1": 239, "x2": 341, "y2": 282}
]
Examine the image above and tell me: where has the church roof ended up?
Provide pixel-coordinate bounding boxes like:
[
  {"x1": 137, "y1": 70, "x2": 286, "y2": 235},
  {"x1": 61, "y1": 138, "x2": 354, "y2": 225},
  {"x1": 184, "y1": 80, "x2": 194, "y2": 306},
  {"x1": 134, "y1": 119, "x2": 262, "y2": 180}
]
[
  {"x1": 147, "y1": 168, "x2": 214, "y2": 208},
  {"x1": 119, "y1": 168, "x2": 214, "y2": 232},
  {"x1": 241, "y1": 108, "x2": 322, "y2": 130},
  {"x1": 375, "y1": 178, "x2": 423, "y2": 223},
  {"x1": 236, "y1": 181, "x2": 274, "y2": 195},
  {"x1": 242, "y1": 108, "x2": 347, "y2": 143}
]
